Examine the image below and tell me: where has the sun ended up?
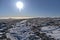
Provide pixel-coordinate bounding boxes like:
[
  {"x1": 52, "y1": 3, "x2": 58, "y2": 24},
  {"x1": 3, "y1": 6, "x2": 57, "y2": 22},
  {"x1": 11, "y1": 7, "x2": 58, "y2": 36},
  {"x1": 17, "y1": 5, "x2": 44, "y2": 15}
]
[{"x1": 16, "y1": 1, "x2": 24, "y2": 9}]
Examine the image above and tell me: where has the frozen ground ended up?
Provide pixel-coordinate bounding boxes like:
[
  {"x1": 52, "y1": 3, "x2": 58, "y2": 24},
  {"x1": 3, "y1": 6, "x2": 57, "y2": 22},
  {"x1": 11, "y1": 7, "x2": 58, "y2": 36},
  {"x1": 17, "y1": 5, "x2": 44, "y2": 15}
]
[
  {"x1": 41, "y1": 26, "x2": 60, "y2": 40},
  {"x1": 7, "y1": 20, "x2": 41, "y2": 40},
  {"x1": 5, "y1": 18, "x2": 60, "y2": 40}
]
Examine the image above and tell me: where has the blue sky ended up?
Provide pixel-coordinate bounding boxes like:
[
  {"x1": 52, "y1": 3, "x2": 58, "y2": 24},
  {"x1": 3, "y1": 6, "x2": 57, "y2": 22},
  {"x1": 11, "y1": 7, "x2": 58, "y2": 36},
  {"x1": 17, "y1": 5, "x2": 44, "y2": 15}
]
[{"x1": 0, "y1": 0, "x2": 60, "y2": 17}]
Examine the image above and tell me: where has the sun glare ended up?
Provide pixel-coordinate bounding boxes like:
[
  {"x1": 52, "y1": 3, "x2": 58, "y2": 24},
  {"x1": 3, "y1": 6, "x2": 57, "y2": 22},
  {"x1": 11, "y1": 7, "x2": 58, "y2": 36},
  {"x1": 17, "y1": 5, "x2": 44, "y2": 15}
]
[{"x1": 16, "y1": 1, "x2": 24, "y2": 9}]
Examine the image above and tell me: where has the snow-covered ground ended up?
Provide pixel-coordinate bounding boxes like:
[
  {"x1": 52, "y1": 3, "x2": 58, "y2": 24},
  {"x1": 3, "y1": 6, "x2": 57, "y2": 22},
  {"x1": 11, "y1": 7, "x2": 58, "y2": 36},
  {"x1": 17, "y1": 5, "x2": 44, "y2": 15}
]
[
  {"x1": 6, "y1": 19, "x2": 60, "y2": 40},
  {"x1": 7, "y1": 20, "x2": 41, "y2": 40},
  {"x1": 41, "y1": 26, "x2": 60, "y2": 40}
]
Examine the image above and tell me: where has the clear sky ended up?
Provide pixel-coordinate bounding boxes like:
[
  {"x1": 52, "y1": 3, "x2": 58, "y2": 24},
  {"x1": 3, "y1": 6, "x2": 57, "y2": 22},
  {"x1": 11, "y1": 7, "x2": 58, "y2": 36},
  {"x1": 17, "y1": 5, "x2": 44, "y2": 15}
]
[{"x1": 0, "y1": 0, "x2": 60, "y2": 17}]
